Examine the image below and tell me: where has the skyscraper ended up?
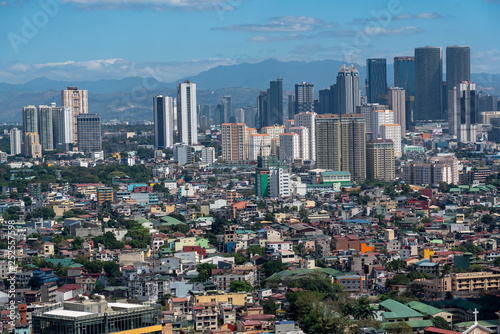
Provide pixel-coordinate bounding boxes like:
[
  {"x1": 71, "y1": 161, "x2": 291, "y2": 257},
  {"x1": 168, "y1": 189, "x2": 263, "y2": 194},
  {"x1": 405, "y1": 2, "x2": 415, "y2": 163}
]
[
  {"x1": 23, "y1": 132, "x2": 42, "y2": 158},
  {"x1": 394, "y1": 56, "x2": 415, "y2": 125},
  {"x1": 153, "y1": 95, "x2": 174, "y2": 149},
  {"x1": 221, "y1": 96, "x2": 232, "y2": 124},
  {"x1": 38, "y1": 105, "x2": 54, "y2": 151},
  {"x1": 288, "y1": 94, "x2": 296, "y2": 119},
  {"x1": 388, "y1": 87, "x2": 406, "y2": 133},
  {"x1": 448, "y1": 81, "x2": 476, "y2": 142},
  {"x1": 221, "y1": 123, "x2": 249, "y2": 163},
  {"x1": 62, "y1": 87, "x2": 88, "y2": 142},
  {"x1": 269, "y1": 77, "x2": 284, "y2": 125},
  {"x1": 366, "y1": 139, "x2": 395, "y2": 181},
  {"x1": 177, "y1": 80, "x2": 198, "y2": 145},
  {"x1": 9, "y1": 128, "x2": 22, "y2": 155},
  {"x1": 315, "y1": 114, "x2": 341, "y2": 170},
  {"x1": 356, "y1": 103, "x2": 388, "y2": 135},
  {"x1": 77, "y1": 113, "x2": 102, "y2": 152},
  {"x1": 257, "y1": 91, "x2": 268, "y2": 130},
  {"x1": 279, "y1": 133, "x2": 300, "y2": 163},
  {"x1": 372, "y1": 109, "x2": 394, "y2": 138},
  {"x1": 22, "y1": 105, "x2": 38, "y2": 134},
  {"x1": 318, "y1": 88, "x2": 332, "y2": 115},
  {"x1": 415, "y1": 46, "x2": 443, "y2": 120},
  {"x1": 294, "y1": 82, "x2": 314, "y2": 115},
  {"x1": 380, "y1": 124, "x2": 402, "y2": 158},
  {"x1": 336, "y1": 64, "x2": 360, "y2": 115},
  {"x1": 341, "y1": 114, "x2": 366, "y2": 183},
  {"x1": 446, "y1": 46, "x2": 471, "y2": 92},
  {"x1": 52, "y1": 106, "x2": 73, "y2": 150},
  {"x1": 366, "y1": 58, "x2": 387, "y2": 104},
  {"x1": 294, "y1": 112, "x2": 317, "y2": 162},
  {"x1": 289, "y1": 126, "x2": 310, "y2": 160}
]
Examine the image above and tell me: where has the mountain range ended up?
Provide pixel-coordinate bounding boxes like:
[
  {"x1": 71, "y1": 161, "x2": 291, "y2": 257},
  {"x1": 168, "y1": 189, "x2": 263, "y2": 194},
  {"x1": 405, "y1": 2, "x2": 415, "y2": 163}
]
[{"x1": 1, "y1": 59, "x2": 499, "y2": 123}]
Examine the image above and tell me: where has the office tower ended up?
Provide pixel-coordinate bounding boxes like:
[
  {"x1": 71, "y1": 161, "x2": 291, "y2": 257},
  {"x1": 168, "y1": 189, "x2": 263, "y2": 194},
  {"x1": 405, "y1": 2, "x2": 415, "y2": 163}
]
[
  {"x1": 249, "y1": 134, "x2": 271, "y2": 161},
  {"x1": 336, "y1": 64, "x2": 361, "y2": 115},
  {"x1": 295, "y1": 82, "x2": 314, "y2": 115},
  {"x1": 256, "y1": 91, "x2": 268, "y2": 130},
  {"x1": 446, "y1": 46, "x2": 471, "y2": 92},
  {"x1": 201, "y1": 146, "x2": 216, "y2": 165},
  {"x1": 77, "y1": 113, "x2": 102, "y2": 152},
  {"x1": 356, "y1": 103, "x2": 388, "y2": 135},
  {"x1": 288, "y1": 94, "x2": 296, "y2": 119},
  {"x1": 315, "y1": 114, "x2": 341, "y2": 170},
  {"x1": 23, "y1": 132, "x2": 42, "y2": 158},
  {"x1": 221, "y1": 123, "x2": 248, "y2": 163},
  {"x1": 233, "y1": 108, "x2": 245, "y2": 124},
  {"x1": 394, "y1": 56, "x2": 415, "y2": 125},
  {"x1": 22, "y1": 105, "x2": 38, "y2": 134},
  {"x1": 61, "y1": 87, "x2": 88, "y2": 142},
  {"x1": 214, "y1": 104, "x2": 223, "y2": 126},
  {"x1": 153, "y1": 95, "x2": 174, "y2": 149},
  {"x1": 318, "y1": 88, "x2": 332, "y2": 114},
  {"x1": 173, "y1": 143, "x2": 193, "y2": 165},
  {"x1": 366, "y1": 58, "x2": 387, "y2": 104},
  {"x1": 388, "y1": 87, "x2": 406, "y2": 134},
  {"x1": 289, "y1": 126, "x2": 310, "y2": 160},
  {"x1": 52, "y1": 106, "x2": 72, "y2": 150},
  {"x1": 202, "y1": 104, "x2": 211, "y2": 122},
  {"x1": 380, "y1": 124, "x2": 402, "y2": 157},
  {"x1": 415, "y1": 46, "x2": 443, "y2": 120},
  {"x1": 294, "y1": 112, "x2": 317, "y2": 162},
  {"x1": 177, "y1": 80, "x2": 198, "y2": 145},
  {"x1": 221, "y1": 96, "x2": 232, "y2": 123},
  {"x1": 9, "y1": 128, "x2": 22, "y2": 155},
  {"x1": 448, "y1": 81, "x2": 477, "y2": 142},
  {"x1": 243, "y1": 106, "x2": 256, "y2": 128},
  {"x1": 478, "y1": 95, "x2": 499, "y2": 112},
  {"x1": 269, "y1": 77, "x2": 284, "y2": 126},
  {"x1": 372, "y1": 109, "x2": 394, "y2": 138},
  {"x1": 38, "y1": 105, "x2": 54, "y2": 151},
  {"x1": 279, "y1": 133, "x2": 300, "y2": 163},
  {"x1": 366, "y1": 139, "x2": 395, "y2": 181},
  {"x1": 341, "y1": 114, "x2": 366, "y2": 183}
]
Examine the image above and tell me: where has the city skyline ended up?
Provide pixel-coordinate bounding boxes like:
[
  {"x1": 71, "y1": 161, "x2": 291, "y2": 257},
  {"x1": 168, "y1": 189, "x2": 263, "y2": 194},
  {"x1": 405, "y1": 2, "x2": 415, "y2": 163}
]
[{"x1": 0, "y1": 0, "x2": 499, "y2": 84}]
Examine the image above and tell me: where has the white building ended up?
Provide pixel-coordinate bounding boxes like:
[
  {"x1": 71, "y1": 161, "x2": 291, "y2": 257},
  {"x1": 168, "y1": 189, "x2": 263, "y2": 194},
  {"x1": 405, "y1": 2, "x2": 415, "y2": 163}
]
[
  {"x1": 388, "y1": 87, "x2": 406, "y2": 135},
  {"x1": 380, "y1": 124, "x2": 402, "y2": 157},
  {"x1": 249, "y1": 134, "x2": 271, "y2": 161},
  {"x1": 201, "y1": 146, "x2": 216, "y2": 165},
  {"x1": 372, "y1": 109, "x2": 394, "y2": 138},
  {"x1": 289, "y1": 126, "x2": 310, "y2": 160},
  {"x1": 61, "y1": 87, "x2": 88, "y2": 143},
  {"x1": 177, "y1": 80, "x2": 198, "y2": 145},
  {"x1": 9, "y1": 128, "x2": 22, "y2": 155},
  {"x1": 294, "y1": 112, "x2": 317, "y2": 162},
  {"x1": 279, "y1": 133, "x2": 300, "y2": 163},
  {"x1": 269, "y1": 168, "x2": 291, "y2": 198},
  {"x1": 153, "y1": 95, "x2": 174, "y2": 149},
  {"x1": 173, "y1": 143, "x2": 193, "y2": 166}
]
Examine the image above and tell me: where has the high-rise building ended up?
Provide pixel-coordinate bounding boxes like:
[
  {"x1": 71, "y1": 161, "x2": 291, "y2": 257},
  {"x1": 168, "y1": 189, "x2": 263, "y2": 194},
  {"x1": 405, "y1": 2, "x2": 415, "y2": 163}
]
[
  {"x1": 221, "y1": 123, "x2": 248, "y2": 163},
  {"x1": 153, "y1": 95, "x2": 174, "y2": 149},
  {"x1": 77, "y1": 113, "x2": 102, "y2": 152},
  {"x1": 478, "y1": 95, "x2": 499, "y2": 112},
  {"x1": 9, "y1": 128, "x2": 22, "y2": 155},
  {"x1": 62, "y1": 87, "x2": 88, "y2": 143},
  {"x1": 366, "y1": 139, "x2": 395, "y2": 181},
  {"x1": 315, "y1": 114, "x2": 341, "y2": 170},
  {"x1": 177, "y1": 80, "x2": 198, "y2": 145},
  {"x1": 380, "y1": 124, "x2": 402, "y2": 157},
  {"x1": 336, "y1": 64, "x2": 360, "y2": 115},
  {"x1": 201, "y1": 146, "x2": 216, "y2": 165},
  {"x1": 394, "y1": 56, "x2": 415, "y2": 125},
  {"x1": 372, "y1": 109, "x2": 394, "y2": 138},
  {"x1": 38, "y1": 105, "x2": 54, "y2": 151},
  {"x1": 255, "y1": 166, "x2": 290, "y2": 199},
  {"x1": 366, "y1": 58, "x2": 387, "y2": 104},
  {"x1": 22, "y1": 105, "x2": 38, "y2": 134},
  {"x1": 295, "y1": 82, "x2": 314, "y2": 115},
  {"x1": 415, "y1": 46, "x2": 443, "y2": 120},
  {"x1": 268, "y1": 77, "x2": 283, "y2": 127},
  {"x1": 257, "y1": 91, "x2": 268, "y2": 130},
  {"x1": 289, "y1": 126, "x2": 310, "y2": 160},
  {"x1": 221, "y1": 96, "x2": 232, "y2": 124},
  {"x1": 288, "y1": 94, "x2": 296, "y2": 119},
  {"x1": 448, "y1": 81, "x2": 476, "y2": 142},
  {"x1": 279, "y1": 133, "x2": 300, "y2": 163},
  {"x1": 249, "y1": 134, "x2": 271, "y2": 161},
  {"x1": 356, "y1": 103, "x2": 388, "y2": 135},
  {"x1": 388, "y1": 87, "x2": 406, "y2": 134},
  {"x1": 318, "y1": 88, "x2": 332, "y2": 114},
  {"x1": 23, "y1": 133, "x2": 42, "y2": 158},
  {"x1": 341, "y1": 114, "x2": 366, "y2": 183},
  {"x1": 52, "y1": 106, "x2": 72, "y2": 150},
  {"x1": 446, "y1": 46, "x2": 471, "y2": 93},
  {"x1": 294, "y1": 112, "x2": 317, "y2": 162},
  {"x1": 173, "y1": 143, "x2": 193, "y2": 166},
  {"x1": 243, "y1": 106, "x2": 256, "y2": 128}
]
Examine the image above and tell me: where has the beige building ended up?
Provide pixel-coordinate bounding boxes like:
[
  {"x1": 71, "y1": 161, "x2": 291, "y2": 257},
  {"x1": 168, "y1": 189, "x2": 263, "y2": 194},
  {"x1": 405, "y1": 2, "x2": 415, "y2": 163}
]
[
  {"x1": 23, "y1": 132, "x2": 42, "y2": 158},
  {"x1": 221, "y1": 123, "x2": 248, "y2": 163},
  {"x1": 315, "y1": 114, "x2": 341, "y2": 170},
  {"x1": 380, "y1": 124, "x2": 402, "y2": 158},
  {"x1": 341, "y1": 113, "x2": 366, "y2": 184},
  {"x1": 191, "y1": 291, "x2": 250, "y2": 306},
  {"x1": 366, "y1": 139, "x2": 395, "y2": 181},
  {"x1": 61, "y1": 86, "x2": 88, "y2": 143},
  {"x1": 415, "y1": 272, "x2": 500, "y2": 297}
]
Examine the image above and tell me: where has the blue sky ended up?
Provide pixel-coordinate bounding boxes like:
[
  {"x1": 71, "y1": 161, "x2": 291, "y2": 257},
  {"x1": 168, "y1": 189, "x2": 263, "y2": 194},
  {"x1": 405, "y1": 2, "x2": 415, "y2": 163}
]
[{"x1": 0, "y1": 0, "x2": 499, "y2": 84}]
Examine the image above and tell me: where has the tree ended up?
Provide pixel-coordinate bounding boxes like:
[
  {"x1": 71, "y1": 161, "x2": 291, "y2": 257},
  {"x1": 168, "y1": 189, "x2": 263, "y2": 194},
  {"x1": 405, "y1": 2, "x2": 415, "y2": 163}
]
[
  {"x1": 386, "y1": 260, "x2": 403, "y2": 273},
  {"x1": 246, "y1": 245, "x2": 265, "y2": 256},
  {"x1": 385, "y1": 321, "x2": 413, "y2": 334},
  {"x1": 72, "y1": 236, "x2": 85, "y2": 250},
  {"x1": 229, "y1": 280, "x2": 253, "y2": 292},
  {"x1": 226, "y1": 252, "x2": 246, "y2": 265},
  {"x1": 432, "y1": 316, "x2": 451, "y2": 330},
  {"x1": 262, "y1": 261, "x2": 287, "y2": 278},
  {"x1": 125, "y1": 223, "x2": 151, "y2": 248},
  {"x1": 30, "y1": 207, "x2": 56, "y2": 219},
  {"x1": 261, "y1": 298, "x2": 277, "y2": 315},
  {"x1": 196, "y1": 263, "x2": 216, "y2": 282}
]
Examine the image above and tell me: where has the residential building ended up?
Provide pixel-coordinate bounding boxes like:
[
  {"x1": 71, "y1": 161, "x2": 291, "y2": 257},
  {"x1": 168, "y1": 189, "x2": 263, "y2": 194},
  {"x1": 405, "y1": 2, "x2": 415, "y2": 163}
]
[
  {"x1": 336, "y1": 64, "x2": 361, "y2": 115},
  {"x1": 153, "y1": 95, "x2": 174, "y2": 149},
  {"x1": 388, "y1": 87, "x2": 406, "y2": 134},
  {"x1": 394, "y1": 56, "x2": 415, "y2": 124},
  {"x1": 341, "y1": 114, "x2": 366, "y2": 183},
  {"x1": 52, "y1": 105, "x2": 73, "y2": 150},
  {"x1": 22, "y1": 105, "x2": 38, "y2": 134},
  {"x1": 173, "y1": 143, "x2": 193, "y2": 166},
  {"x1": 61, "y1": 87, "x2": 88, "y2": 143},
  {"x1": 23, "y1": 133, "x2": 42, "y2": 159},
  {"x1": 38, "y1": 105, "x2": 54, "y2": 151},
  {"x1": 356, "y1": 103, "x2": 388, "y2": 135},
  {"x1": 372, "y1": 109, "x2": 394, "y2": 138},
  {"x1": 315, "y1": 114, "x2": 341, "y2": 170},
  {"x1": 279, "y1": 133, "x2": 300, "y2": 163},
  {"x1": 448, "y1": 81, "x2": 477, "y2": 142},
  {"x1": 249, "y1": 134, "x2": 271, "y2": 161},
  {"x1": 97, "y1": 187, "x2": 114, "y2": 205},
  {"x1": 201, "y1": 146, "x2": 216, "y2": 165},
  {"x1": 222, "y1": 123, "x2": 248, "y2": 163},
  {"x1": 77, "y1": 113, "x2": 102, "y2": 152},
  {"x1": 380, "y1": 124, "x2": 402, "y2": 157},
  {"x1": 289, "y1": 126, "x2": 310, "y2": 160},
  {"x1": 177, "y1": 80, "x2": 198, "y2": 145},
  {"x1": 295, "y1": 82, "x2": 314, "y2": 115},
  {"x1": 366, "y1": 139, "x2": 395, "y2": 181},
  {"x1": 294, "y1": 111, "x2": 317, "y2": 162},
  {"x1": 9, "y1": 128, "x2": 22, "y2": 155}
]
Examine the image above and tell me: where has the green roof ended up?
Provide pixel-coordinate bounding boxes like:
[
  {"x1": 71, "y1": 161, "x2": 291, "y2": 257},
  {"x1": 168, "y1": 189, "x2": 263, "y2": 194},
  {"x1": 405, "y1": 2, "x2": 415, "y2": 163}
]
[
  {"x1": 406, "y1": 301, "x2": 447, "y2": 316},
  {"x1": 427, "y1": 299, "x2": 482, "y2": 311},
  {"x1": 455, "y1": 319, "x2": 499, "y2": 328},
  {"x1": 45, "y1": 258, "x2": 78, "y2": 267},
  {"x1": 268, "y1": 268, "x2": 347, "y2": 280},
  {"x1": 322, "y1": 171, "x2": 350, "y2": 176},
  {"x1": 380, "y1": 299, "x2": 424, "y2": 319},
  {"x1": 159, "y1": 216, "x2": 186, "y2": 225},
  {"x1": 404, "y1": 320, "x2": 434, "y2": 328}
]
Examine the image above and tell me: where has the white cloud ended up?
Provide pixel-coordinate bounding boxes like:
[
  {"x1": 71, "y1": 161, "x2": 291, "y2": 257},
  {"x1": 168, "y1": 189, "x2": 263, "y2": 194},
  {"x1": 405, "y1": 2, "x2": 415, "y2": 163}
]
[
  {"x1": 472, "y1": 49, "x2": 500, "y2": 73},
  {"x1": 248, "y1": 34, "x2": 305, "y2": 42},
  {"x1": 337, "y1": 26, "x2": 423, "y2": 37},
  {"x1": 394, "y1": 12, "x2": 443, "y2": 20},
  {"x1": 214, "y1": 15, "x2": 324, "y2": 32}
]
